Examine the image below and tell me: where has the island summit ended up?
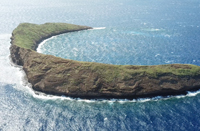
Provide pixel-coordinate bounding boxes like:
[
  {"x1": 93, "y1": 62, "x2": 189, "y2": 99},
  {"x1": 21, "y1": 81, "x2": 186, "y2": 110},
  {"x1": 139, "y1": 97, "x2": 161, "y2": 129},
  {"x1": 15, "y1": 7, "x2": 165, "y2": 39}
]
[{"x1": 10, "y1": 23, "x2": 200, "y2": 99}]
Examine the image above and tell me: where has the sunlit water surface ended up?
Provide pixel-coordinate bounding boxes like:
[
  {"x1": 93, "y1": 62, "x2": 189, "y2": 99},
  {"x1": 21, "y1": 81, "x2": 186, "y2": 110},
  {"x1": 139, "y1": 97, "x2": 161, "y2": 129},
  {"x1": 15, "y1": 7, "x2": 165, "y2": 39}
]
[{"x1": 1, "y1": 0, "x2": 200, "y2": 130}]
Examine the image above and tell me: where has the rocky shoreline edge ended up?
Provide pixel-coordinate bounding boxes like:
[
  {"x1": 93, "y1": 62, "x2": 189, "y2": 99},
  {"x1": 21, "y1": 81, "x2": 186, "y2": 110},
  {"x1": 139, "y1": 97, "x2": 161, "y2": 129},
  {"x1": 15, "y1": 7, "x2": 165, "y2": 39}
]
[{"x1": 10, "y1": 23, "x2": 200, "y2": 99}]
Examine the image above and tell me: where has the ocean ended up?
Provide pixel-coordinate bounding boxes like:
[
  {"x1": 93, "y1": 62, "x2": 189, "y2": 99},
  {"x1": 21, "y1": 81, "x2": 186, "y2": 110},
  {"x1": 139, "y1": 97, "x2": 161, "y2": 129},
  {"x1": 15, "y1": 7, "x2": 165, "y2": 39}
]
[{"x1": 1, "y1": 0, "x2": 200, "y2": 130}]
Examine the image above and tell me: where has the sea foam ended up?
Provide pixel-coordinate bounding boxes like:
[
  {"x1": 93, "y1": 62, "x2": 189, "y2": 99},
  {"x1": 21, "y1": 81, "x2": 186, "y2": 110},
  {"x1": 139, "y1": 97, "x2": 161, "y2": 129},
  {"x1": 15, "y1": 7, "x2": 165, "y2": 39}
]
[
  {"x1": 92, "y1": 27, "x2": 106, "y2": 30},
  {"x1": 37, "y1": 36, "x2": 56, "y2": 53}
]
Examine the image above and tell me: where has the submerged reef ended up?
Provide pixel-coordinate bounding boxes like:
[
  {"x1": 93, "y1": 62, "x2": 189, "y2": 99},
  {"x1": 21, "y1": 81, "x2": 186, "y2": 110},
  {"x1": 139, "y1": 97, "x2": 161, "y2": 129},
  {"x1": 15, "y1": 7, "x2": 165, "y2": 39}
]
[{"x1": 10, "y1": 23, "x2": 200, "y2": 99}]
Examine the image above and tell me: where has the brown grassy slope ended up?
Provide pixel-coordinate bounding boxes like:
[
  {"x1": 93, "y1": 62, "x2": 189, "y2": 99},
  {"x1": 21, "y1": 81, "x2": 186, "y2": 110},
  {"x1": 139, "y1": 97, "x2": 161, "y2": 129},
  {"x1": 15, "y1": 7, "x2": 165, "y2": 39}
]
[{"x1": 10, "y1": 23, "x2": 200, "y2": 99}]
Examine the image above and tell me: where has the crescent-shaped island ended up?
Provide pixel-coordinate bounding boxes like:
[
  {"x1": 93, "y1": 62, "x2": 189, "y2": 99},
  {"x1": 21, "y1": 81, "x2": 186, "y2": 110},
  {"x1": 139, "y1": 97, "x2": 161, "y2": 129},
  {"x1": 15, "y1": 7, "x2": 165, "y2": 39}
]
[{"x1": 10, "y1": 23, "x2": 200, "y2": 99}]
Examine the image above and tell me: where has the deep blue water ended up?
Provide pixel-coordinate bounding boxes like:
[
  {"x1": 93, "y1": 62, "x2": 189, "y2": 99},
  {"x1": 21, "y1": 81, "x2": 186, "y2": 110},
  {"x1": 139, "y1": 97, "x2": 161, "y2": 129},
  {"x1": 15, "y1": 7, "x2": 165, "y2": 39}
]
[{"x1": 1, "y1": 0, "x2": 200, "y2": 130}]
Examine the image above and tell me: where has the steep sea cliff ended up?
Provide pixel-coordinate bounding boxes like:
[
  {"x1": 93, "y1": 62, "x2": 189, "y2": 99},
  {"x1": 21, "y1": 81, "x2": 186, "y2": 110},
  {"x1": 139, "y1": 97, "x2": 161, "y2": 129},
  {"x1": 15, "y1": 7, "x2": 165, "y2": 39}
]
[{"x1": 10, "y1": 23, "x2": 200, "y2": 99}]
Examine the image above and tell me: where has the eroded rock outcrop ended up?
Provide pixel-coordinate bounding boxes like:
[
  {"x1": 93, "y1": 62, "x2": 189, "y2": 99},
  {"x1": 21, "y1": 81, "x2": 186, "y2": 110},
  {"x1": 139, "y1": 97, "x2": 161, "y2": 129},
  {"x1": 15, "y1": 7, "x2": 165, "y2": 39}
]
[{"x1": 10, "y1": 23, "x2": 200, "y2": 99}]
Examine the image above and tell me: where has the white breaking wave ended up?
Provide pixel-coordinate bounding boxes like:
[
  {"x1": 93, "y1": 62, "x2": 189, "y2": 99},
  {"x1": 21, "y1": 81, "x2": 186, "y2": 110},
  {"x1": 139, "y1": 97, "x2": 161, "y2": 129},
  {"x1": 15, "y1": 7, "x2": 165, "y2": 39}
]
[
  {"x1": 37, "y1": 36, "x2": 56, "y2": 53},
  {"x1": 0, "y1": 34, "x2": 25, "y2": 85},
  {"x1": 26, "y1": 88, "x2": 200, "y2": 104},
  {"x1": 92, "y1": 27, "x2": 106, "y2": 30},
  {"x1": 187, "y1": 90, "x2": 200, "y2": 97}
]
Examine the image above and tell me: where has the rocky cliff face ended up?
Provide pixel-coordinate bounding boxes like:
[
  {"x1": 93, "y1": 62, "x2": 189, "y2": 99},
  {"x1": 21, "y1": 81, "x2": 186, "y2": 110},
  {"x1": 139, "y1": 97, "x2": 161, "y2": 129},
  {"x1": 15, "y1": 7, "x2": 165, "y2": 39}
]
[{"x1": 10, "y1": 23, "x2": 200, "y2": 99}]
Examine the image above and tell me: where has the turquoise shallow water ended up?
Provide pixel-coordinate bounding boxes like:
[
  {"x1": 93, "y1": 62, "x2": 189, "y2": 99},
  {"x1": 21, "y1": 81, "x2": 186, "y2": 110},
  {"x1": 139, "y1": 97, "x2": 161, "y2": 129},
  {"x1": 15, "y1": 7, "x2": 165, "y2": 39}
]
[{"x1": 1, "y1": 0, "x2": 200, "y2": 130}]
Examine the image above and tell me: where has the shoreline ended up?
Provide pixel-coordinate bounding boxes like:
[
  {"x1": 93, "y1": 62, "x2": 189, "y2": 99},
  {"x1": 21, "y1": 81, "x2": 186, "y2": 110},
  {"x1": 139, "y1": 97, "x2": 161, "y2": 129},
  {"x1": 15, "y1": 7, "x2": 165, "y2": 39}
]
[
  {"x1": 37, "y1": 36, "x2": 57, "y2": 53},
  {"x1": 10, "y1": 22, "x2": 200, "y2": 99}
]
